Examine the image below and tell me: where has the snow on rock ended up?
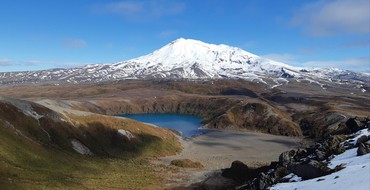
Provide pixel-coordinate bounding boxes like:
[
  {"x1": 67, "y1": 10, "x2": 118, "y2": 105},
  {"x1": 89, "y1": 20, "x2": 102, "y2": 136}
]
[
  {"x1": 0, "y1": 97, "x2": 43, "y2": 120},
  {"x1": 118, "y1": 129, "x2": 135, "y2": 140},
  {"x1": 271, "y1": 150, "x2": 370, "y2": 190},
  {"x1": 281, "y1": 173, "x2": 302, "y2": 182},
  {"x1": 271, "y1": 129, "x2": 370, "y2": 190},
  {"x1": 71, "y1": 139, "x2": 93, "y2": 155},
  {"x1": 342, "y1": 128, "x2": 370, "y2": 148},
  {"x1": 126, "y1": 38, "x2": 297, "y2": 81}
]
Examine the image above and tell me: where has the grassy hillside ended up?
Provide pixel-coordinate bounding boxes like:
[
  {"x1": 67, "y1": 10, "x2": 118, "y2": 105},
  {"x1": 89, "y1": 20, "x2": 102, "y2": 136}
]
[{"x1": 0, "y1": 98, "x2": 180, "y2": 189}]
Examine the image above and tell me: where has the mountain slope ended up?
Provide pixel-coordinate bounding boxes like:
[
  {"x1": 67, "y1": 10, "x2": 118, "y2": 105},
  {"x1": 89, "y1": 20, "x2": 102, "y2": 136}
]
[
  {"x1": 0, "y1": 97, "x2": 180, "y2": 189},
  {"x1": 0, "y1": 38, "x2": 369, "y2": 90}
]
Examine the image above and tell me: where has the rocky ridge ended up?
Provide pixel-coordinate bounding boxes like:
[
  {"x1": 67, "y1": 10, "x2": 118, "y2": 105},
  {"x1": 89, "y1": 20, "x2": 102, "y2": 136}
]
[{"x1": 195, "y1": 117, "x2": 370, "y2": 190}]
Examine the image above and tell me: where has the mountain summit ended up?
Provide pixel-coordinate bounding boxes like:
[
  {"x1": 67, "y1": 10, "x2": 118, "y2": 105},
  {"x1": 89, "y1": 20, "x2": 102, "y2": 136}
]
[
  {"x1": 0, "y1": 38, "x2": 369, "y2": 89},
  {"x1": 125, "y1": 38, "x2": 298, "y2": 80}
]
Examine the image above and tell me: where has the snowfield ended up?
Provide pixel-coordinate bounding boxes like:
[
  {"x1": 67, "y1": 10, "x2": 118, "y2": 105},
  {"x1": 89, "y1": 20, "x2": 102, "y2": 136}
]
[
  {"x1": 271, "y1": 129, "x2": 370, "y2": 190},
  {"x1": 71, "y1": 139, "x2": 93, "y2": 155}
]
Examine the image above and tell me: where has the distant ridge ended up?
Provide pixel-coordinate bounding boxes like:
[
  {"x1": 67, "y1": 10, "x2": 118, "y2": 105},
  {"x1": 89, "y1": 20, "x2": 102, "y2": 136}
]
[{"x1": 0, "y1": 38, "x2": 369, "y2": 92}]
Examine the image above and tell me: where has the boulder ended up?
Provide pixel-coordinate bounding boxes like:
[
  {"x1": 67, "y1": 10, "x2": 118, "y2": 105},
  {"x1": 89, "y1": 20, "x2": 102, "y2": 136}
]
[
  {"x1": 357, "y1": 143, "x2": 370, "y2": 156},
  {"x1": 256, "y1": 173, "x2": 275, "y2": 190},
  {"x1": 278, "y1": 150, "x2": 296, "y2": 166},
  {"x1": 355, "y1": 135, "x2": 369, "y2": 146},
  {"x1": 345, "y1": 118, "x2": 362, "y2": 133},
  {"x1": 222, "y1": 160, "x2": 251, "y2": 181},
  {"x1": 222, "y1": 160, "x2": 270, "y2": 182},
  {"x1": 289, "y1": 160, "x2": 332, "y2": 180},
  {"x1": 315, "y1": 150, "x2": 326, "y2": 161},
  {"x1": 274, "y1": 166, "x2": 290, "y2": 180},
  {"x1": 236, "y1": 173, "x2": 274, "y2": 190},
  {"x1": 197, "y1": 173, "x2": 237, "y2": 190},
  {"x1": 323, "y1": 135, "x2": 346, "y2": 155}
]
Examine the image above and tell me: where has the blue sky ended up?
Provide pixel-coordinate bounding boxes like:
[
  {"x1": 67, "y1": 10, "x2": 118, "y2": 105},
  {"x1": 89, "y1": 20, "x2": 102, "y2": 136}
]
[{"x1": 0, "y1": 0, "x2": 369, "y2": 72}]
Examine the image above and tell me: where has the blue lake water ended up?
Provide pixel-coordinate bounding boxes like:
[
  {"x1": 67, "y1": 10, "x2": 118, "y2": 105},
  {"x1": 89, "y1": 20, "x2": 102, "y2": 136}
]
[{"x1": 119, "y1": 113, "x2": 204, "y2": 138}]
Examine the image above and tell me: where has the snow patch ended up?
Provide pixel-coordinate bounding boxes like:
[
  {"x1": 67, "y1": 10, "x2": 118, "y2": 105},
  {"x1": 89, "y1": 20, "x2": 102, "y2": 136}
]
[
  {"x1": 71, "y1": 139, "x2": 93, "y2": 155},
  {"x1": 342, "y1": 129, "x2": 370, "y2": 146},
  {"x1": 282, "y1": 173, "x2": 302, "y2": 182},
  {"x1": 118, "y1": 129, "x2": 134, "y2": 140},
  {"x1": 271, "y1": 129, "x2": 370, "y2": 190},
  {"x1": 1, "y1": 98, "x2": 43, "y2": 120}
]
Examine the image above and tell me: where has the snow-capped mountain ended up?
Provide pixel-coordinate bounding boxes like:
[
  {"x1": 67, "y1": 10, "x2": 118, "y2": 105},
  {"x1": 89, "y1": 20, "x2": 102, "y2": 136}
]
[{"x1": 0, "y1": 38, "x2": 369, "y2": 89}]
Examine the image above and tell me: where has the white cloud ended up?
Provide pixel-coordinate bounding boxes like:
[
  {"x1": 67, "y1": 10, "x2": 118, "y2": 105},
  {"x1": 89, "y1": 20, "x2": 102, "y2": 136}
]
[
  {"x1": 262, "y1": 53, "x2": 370, "y2": 72},
  {"x1": 158, "y1": 30, "x2": 178, "y2": 38},
  {"x1": 262, "y1": 53, "x2": 298, "y2": 64},
  {"x1": 94, "y1": 0, "x2": 186, "y2": 21},
  {"x1": 340, "y1": 39, "x2": 370, "y2": 48},
  {"x1": 23, "y1": 60, "x2": 43, "y2": 66},
  {"x1": 242, "y1": 41, "x2": 256, "y2": 49},
  {"x1": 62, "y1": 38, "x2": 87, "y2": 48},
  {"x1": 102, "y1": 1, "x2": 143, "y2": 17},
  {"x1": 27, "y1": 60, "x2": 91, "y2": 68},
  {"x1": 291, "y1": 0, "x2": 370, "y2": 36},
  {"x1": 0, "y1": 59, "x2": 95, "y2": 72},
  {"x1": 301, "y1": 57, "x2": 370, "y2": 71},
  {"x1": 105, "y1": 43, "x2": 114, "y2": 48},
  {"x1": 0, "y1": 59, "x2": 12, "y2": 66},
  {"x1": 52, "y1": 61, "x2": 91, "y2": 68}
]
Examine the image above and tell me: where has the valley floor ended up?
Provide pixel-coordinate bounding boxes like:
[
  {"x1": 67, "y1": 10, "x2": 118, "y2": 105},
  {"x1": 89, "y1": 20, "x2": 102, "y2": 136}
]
[
  {"x1": 154, "y1": 130, "x2": 302, "y2": 188},
  {"x1": 1, "y1": 80, "x2": 369, "y2": 189}
]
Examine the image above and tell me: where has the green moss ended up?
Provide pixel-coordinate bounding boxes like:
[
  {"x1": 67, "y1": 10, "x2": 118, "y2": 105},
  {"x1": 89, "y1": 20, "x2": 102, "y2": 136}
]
[{"x1": 170, "y1": 159, "x2": 204, "y2": 168}]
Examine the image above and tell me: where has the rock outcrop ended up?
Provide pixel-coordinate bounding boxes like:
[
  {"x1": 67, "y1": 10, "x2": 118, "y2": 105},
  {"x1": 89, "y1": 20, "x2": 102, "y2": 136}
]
[
  {"x1": 222, "y1": 161, "x2": 269, "y2": 182},
  {"x1": 215, "y1": 117, "x2": 370, "y2": 190},
  {"x1": 299, "y1": 114, "x2": 370, "y2": 138},
  {"x1": 357, "y1": 143, "x2": 370, "y2": 156}
]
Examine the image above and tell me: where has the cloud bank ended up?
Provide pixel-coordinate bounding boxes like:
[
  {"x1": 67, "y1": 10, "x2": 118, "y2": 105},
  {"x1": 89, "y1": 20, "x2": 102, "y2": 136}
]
[
  {"x1": 94, "y1": 0, "x2": 186, "y2": 21},
  {"x1": 62, "y1": 38, "x2": 87, "y2": 48},
  {"x1": 292, "y1": 0, "x2": 370, "y2": 36},
  {"x1": 302, "y1": 57, "x2": 370, "y2": 71}
]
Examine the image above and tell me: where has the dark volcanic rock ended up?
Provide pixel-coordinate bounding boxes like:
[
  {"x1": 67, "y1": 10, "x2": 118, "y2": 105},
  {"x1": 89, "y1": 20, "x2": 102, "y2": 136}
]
[
  {"x1": 345, "y1": 118, "x2": 362, "y2": 133},
  {"x1": 236, "y1": 173, "x2": 274, "y2": 190},
  {"x1": 222, "y1": 160, "x2": 252, "y2": 182},
  {"x1": 222, "y1": 160, "x2": 270, "y2": 183},
  {"x1": 278, "y1": 150, "x2": 296, "y2": 167},
  {"x1": 289, "y1": 160, "x2": 332, "y2": 180},
  {"x1": 338, "y1": 117, "x2": 370, "y2": 135},
  {"x1": 323, "y1": 135, "x2": 346, "y2": 155},
  {"x1": 357, "y1": 143, "x2": 370, "y2": 156},
  {"x1": 315, "y1": 150, "x2": 326, "y2": 161},
  {"x1": 190, "y1": 115, "x2": 369, "y2": 190},
  {"x1": 299, "y1": 115, "x2": 369, "y2": 138},
  {"x1": 356, "y1": 135, "x2": 369, "y2": 146}
]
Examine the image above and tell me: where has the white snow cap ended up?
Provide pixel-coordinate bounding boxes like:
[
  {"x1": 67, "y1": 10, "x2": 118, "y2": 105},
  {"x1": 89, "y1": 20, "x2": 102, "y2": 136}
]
[{"x1": 126, "y1": 38, "x2": 296, "y2": 79}]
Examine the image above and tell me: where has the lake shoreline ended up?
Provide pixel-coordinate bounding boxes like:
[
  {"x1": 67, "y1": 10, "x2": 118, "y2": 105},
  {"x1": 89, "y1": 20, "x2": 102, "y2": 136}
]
[{"x1": 119, "y1": 113, "x2": 204, "y2": 138}]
